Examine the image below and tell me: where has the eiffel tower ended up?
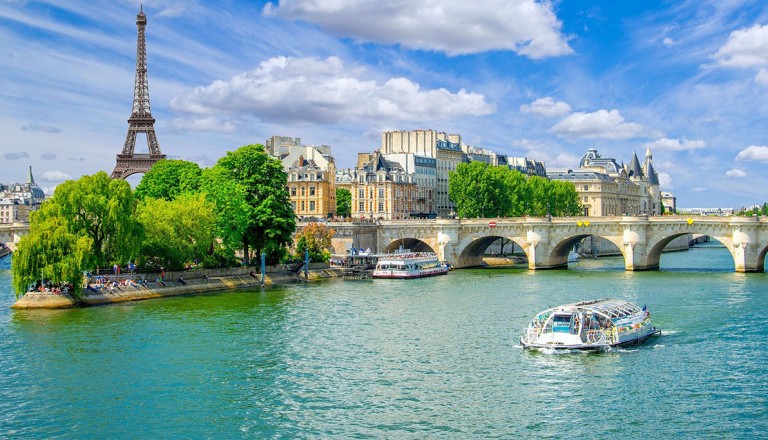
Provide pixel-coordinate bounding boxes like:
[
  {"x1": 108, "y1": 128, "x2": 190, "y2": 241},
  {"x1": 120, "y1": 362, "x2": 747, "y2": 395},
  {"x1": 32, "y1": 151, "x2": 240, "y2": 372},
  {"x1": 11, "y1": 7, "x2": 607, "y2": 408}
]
[{"x1": 111, "y1": 5, "x2": 165, "y2": 179}]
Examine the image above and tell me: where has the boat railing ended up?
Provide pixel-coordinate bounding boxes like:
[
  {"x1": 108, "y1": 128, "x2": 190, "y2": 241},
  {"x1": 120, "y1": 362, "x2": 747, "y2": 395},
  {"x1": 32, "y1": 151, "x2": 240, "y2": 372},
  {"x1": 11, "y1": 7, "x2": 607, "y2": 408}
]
[
  {"x1": 525, "y1": 327, "x2": 542, "y2": 341},
  {"x1": 586, "y1": 329, "x2": 608, "y2": 345}
]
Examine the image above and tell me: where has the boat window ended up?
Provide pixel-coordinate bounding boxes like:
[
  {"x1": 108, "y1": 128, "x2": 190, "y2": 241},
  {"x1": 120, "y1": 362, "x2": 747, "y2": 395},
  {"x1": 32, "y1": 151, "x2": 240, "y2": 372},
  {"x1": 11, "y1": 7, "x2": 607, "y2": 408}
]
[{"x1": 552, "y1": 314, "x2": 572, "y2": 333}]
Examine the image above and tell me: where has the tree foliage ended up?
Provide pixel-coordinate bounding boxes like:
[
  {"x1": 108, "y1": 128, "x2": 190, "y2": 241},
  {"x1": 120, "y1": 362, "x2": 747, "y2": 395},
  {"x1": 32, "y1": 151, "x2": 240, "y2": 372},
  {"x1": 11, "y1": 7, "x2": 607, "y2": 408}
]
[
  {"x1": 42, "y1": 172, "x2": 142, "y2": 268},
  {"x1": 202, "y1": 144, "x2": 295, "y2": 265},
  {"x1": 11, "y1": 205, "x2": 92, "y2": 297},
  {"x1": 135, "y1": 194, "x2": 217, "y2": 271},
  {"x1": 336, "y1": 188, "x2": 351, "y2": 218},
  {"x1": 134, "y1": 159, "x2": 202, "y2": 201},
  {"x1": 11, "y1": 172, "x2": 141, "y2": 296},
  {"x1": 449, "y1": 163, "x2": 581, "y2": 218},
  {"x1": 294, "y1": 223, "x2": 335, "y2": 262}
]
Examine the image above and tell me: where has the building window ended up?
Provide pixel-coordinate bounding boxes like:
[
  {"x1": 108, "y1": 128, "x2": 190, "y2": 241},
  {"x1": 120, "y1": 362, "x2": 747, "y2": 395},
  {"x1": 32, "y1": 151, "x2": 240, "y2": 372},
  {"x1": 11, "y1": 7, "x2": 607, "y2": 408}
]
[
  {"x1": 378, "y1": 201, "x2": 384, "y2": 212},
  {"x1": 310, "y1": 186, "x2": 316, "y2": 196},
  {"x1": 291, "y1": 201, "x2": 296, "y2": 211},
  {"x1": 291, "y1": 187, "x2": 297, "y2": 197},
  {"x1": 301, "y1": 187, "x2": 306, "y2": 196},
  {"x1": 301, "y1": 201, "x2": 305, "y2": 211},
  {"x1": 309, "y1": 201, "x2": 316, "y2": 212},
  {"x1": 379, "y1": 188, "x2": 385, "y2": 198},
  {"x1": 358, "y1": 201, "x2": 365, "y2": 212},
  {"x1": 583, "y1": 185, "x2": 588, "y2": 191}
]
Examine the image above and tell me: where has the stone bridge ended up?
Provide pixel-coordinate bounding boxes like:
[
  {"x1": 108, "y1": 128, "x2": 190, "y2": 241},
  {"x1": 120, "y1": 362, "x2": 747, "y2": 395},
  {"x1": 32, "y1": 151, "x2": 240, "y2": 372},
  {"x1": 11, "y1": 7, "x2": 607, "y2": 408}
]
[
  {"x1": 0, "y1": 222, "x2": 29, "y2": 253},
  {"x1": 309, "y1": 215, "x2": 768, "y2": 272}
]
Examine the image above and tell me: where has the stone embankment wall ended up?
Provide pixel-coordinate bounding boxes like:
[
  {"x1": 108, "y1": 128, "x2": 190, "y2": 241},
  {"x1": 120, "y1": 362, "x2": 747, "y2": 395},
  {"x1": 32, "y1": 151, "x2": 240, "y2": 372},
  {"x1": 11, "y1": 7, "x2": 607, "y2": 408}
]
[{"x1": 11, "y1": 265, "x2": 343, "y2": 310}]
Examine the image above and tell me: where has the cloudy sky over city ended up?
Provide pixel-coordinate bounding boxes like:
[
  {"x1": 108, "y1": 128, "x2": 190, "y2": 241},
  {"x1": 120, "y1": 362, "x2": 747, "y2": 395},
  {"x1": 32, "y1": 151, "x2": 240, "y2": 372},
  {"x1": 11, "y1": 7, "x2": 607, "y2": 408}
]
[{"x1": 1, "y1": 0, "x2": 768, "y2": 208}]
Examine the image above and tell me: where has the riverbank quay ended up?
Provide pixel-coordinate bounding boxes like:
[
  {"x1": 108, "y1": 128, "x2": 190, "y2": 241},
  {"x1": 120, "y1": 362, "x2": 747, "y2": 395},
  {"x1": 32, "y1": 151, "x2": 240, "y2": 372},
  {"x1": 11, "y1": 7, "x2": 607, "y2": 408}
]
[{"x1": 11, "y1": 264, "x2": 343, "y2": 309}]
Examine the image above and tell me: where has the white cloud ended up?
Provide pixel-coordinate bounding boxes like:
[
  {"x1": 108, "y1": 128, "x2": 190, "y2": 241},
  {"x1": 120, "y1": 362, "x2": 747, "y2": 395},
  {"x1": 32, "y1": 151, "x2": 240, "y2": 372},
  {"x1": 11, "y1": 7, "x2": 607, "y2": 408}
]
[
  {"x1": 644, "y1": 137, "x2": 706, "y2": 151},
  {"x1": 170, "y1": 56, "x2": 494, "y2": 126},
  {"x1": 264, "y1": 0, "x2": 573, "y2": 58},
  {"x1": 712, "y1": 24, "x2": 768, "y2": 68},
  {"x1": 520, "y1": 97, "x2": 572, "y2": 117},
  {"x1": 662, "y1": 37, "x2": 674, "y2": 46},
  {"x1": 171, "y1": 116, "x2": 236, "y2": 133},
  {"x1": 736, "y1": 145, "x2": 768, "y2": 162},
  {"x1": 658, "y1": 172, "x2": 672, "y2": 188},
  {"x1": 157, "y1": 6, "x2": 185, "y2": 18},
  {"x1": 21, "y1": 123, "x2": 61, "y2": 133},
  {"x1": 756, "y1": 68, "x2": 768, "y2": 85},
  {"x1": 41, "y1": 170, "x2": 73, "y2": 181},
  {"x1": 40, "y1": 153, "x2": 57, "y2": 160},
  {"x1": 690, "y1": 187, "x2": 707, "y2": 193},
  {"x1": 549, "y1": 109, "x2": 653, "y2": 140},
  {"x1": 725, "y1": 169, "x2": 746, "y2": 178}
]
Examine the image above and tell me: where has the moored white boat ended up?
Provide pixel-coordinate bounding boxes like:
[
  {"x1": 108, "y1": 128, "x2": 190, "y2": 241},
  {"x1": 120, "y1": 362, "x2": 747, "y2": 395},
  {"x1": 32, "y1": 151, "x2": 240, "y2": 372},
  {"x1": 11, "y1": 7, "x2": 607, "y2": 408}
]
[
  {"x1": 520, "y1": 299, "x2": 660, "y2": 350},
  {"x1": 372, "y1": 252, "x2": 449, "y2": 279}
]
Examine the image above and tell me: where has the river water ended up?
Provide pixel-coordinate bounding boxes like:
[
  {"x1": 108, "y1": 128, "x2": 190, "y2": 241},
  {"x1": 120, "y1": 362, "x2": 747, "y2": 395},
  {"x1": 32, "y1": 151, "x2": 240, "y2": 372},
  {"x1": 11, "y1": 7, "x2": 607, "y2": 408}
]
[{"x1": 0, "y1": 244, "x2": 766, "y2": 438}]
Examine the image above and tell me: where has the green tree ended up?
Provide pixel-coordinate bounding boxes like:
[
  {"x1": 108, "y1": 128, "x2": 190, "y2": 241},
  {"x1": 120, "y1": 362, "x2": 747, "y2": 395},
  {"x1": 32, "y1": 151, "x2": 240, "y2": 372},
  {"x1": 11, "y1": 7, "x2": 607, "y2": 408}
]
[
  {"x1": 203, "y1": 144, "x2": 295, "y2": 265},
  {"x1": 336, "y1": 188, "x2": 351, "y2": 218},
  {"x1": 449, "y1": 162, "x2": 512, "y2": 217},
  {"x1": 11, "y1": 172, "x2": 141, "y2": 296},
  {"x1": 45, "y1": 171, "x2": 142, "y2": 268},
  {"x1": 134, "y1": 159, "x2": 202, "y2": 201},
  {"x1": 294, "y1": 222, "x2": 335, "y2": 262},
  {"x1": 11, "y1": 205, "x2": 92, "y2": 297},
  {"x1": 548, "y1": 180, "x2": 582, "y2": 216},
  {"x1": 135, "y1": 194, "x2": 217, "y2": 271}
]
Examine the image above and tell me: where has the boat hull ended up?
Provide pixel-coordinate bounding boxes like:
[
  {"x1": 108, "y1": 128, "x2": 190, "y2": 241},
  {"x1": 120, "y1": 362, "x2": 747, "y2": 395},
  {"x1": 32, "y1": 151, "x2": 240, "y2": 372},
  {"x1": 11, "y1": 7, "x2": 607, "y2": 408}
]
[
  {"x1": 371, "y1": 269, "x2": 448, "y2": 279},
  {"x1": 521, "y1": 328, "x2": 661, "y2": 351}
]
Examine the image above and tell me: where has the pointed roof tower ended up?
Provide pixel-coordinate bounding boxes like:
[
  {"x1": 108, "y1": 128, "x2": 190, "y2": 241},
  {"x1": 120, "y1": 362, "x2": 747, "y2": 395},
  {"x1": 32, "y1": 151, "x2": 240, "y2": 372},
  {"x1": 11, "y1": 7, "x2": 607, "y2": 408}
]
[
  {"x1": 27, "y1": 166, "x2": 35, "y2": 185},
  {"x1": 627, "y1": 151, "x2": 644, "y2": 179},
  {"x1": 646, "y1": 161, "x2": 660, "y2": 185}
]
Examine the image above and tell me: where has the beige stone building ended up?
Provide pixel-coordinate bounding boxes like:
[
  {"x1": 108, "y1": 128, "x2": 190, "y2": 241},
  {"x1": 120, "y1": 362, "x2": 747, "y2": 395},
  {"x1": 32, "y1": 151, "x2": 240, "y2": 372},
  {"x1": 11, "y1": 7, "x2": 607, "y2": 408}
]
[
  {"x1": 381, "y1": 129, "x2": 465, "y2": 217},
  {"x1": 282, "y1": 145, "x2": 336, "y2": 219},
  {"x1": 548, "y1": 148, "x2": 661, "y2": 217},
  {"x1": 337, "y1": 151, "x2": 416, "y2": 220}
]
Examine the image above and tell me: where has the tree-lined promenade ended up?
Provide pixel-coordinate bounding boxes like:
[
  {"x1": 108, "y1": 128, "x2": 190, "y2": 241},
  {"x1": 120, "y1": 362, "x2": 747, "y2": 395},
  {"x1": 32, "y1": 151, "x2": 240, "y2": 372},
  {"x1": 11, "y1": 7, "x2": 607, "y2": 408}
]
[
  {"x1": 10, "y1": 144, "x2": 583, "y2": 298},
  {"x1": 12, "y1": 144, "x2": 296, "y2": 297}
]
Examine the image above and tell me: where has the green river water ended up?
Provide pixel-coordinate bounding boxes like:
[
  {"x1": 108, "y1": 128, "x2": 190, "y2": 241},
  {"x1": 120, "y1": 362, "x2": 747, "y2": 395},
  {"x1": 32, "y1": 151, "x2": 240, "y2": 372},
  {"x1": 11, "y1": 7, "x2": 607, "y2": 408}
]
[{"x1": 0, "y1": 244, "x2": 766, "y2": 438}]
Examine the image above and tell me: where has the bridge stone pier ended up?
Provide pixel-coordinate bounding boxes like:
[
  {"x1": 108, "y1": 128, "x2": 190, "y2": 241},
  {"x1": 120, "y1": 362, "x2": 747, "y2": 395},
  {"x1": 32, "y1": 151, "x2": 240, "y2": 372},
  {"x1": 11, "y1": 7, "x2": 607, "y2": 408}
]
[{"x1": 304, "y1": 215, "x2": 768, "y2": 273}]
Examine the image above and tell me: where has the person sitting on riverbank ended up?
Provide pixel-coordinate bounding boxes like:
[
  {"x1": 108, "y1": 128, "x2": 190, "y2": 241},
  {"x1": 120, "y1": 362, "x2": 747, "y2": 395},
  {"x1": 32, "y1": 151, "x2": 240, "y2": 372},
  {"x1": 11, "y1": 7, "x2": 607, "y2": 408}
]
[
  {"x1": 155, "y1": 276, "x2": 165, "y2": 287},
  {"x1": 178, "y1": 275, "x2": 186, "y2": 285}
]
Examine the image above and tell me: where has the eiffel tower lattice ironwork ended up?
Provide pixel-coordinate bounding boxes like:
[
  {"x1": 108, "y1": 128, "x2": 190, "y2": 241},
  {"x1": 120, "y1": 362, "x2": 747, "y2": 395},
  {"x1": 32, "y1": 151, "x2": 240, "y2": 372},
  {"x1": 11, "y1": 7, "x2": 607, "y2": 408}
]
[{"x1": 111, "y1": 5, "x2": 165, "y2": 179}]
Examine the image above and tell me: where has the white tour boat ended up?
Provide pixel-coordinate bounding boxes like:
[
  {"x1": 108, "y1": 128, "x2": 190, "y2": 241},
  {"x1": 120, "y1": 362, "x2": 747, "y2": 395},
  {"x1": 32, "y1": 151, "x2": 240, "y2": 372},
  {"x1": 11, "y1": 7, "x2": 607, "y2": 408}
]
[
  {"x1": 520, "y1": 299, "x2": 660, "y2": 350},
  {"x1": 372, "y1": 252, "x2": 449, "y2": 279}
]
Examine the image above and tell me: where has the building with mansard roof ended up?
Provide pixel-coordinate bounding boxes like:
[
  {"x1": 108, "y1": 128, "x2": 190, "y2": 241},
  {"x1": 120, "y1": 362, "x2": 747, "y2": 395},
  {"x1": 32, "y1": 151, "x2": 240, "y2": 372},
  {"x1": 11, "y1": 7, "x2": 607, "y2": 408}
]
[
  {"x1": 282, "y1": 145, "x2": 336, "y2": 219},
  {"x1": 549, "y1": 147, "x2": 662, "y2": 216},
  {"x1": 336, "y1": 151, "x2": 416, "y2": 220}
]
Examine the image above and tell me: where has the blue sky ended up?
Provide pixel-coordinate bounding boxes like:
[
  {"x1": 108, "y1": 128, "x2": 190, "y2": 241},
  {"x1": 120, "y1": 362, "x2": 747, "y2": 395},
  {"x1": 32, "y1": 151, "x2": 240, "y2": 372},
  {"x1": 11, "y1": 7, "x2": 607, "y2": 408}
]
[{"x1": 1, "y1": 0, "x2": 768, "y2": 208}]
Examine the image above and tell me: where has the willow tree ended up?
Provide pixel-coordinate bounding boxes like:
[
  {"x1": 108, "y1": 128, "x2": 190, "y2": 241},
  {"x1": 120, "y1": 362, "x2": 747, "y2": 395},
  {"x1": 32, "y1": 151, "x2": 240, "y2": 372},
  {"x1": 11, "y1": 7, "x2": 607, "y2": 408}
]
[
  {"x1": 12, "y1": 172, "x2": 142, "y2": 296},
  {"x1": 203, "y1": 144, "x2": 295, "y2": 265},
  {"x1": 11, "y1": 205, "x2": 92, "y2": 297},
  {"x1": 51, "y1": 172, "x2": 143, "y2": 266}
]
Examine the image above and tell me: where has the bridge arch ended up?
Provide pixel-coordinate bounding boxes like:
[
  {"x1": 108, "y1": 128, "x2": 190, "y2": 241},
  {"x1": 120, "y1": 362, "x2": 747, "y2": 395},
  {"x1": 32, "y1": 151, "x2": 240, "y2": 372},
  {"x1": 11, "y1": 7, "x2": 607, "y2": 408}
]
[
  {"x1": 547, "y1": 233, "x2": 625, "y2": 268},
  {"x1": 645, "y1": 230, "x2": 736, "y2": 271},
  {"x1": 383, "y1": 237, "x2": 435, "y2": 254},
  {"x1": 456, "y1": 235, "x2": 529, "y2": 268}
]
